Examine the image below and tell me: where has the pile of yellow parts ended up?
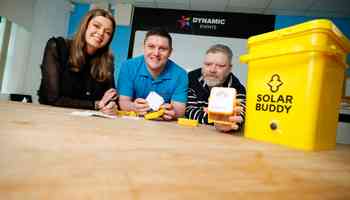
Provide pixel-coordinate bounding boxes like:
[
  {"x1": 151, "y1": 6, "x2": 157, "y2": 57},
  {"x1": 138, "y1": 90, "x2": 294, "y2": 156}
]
[
  {"x1": 116, "y1": 110, "x2": 137, "y2": 117},
  {"x1": 177, "y1": 118, "x2": 198, "y2": 127},
  {"x1": 144, "y1": 108, "x2": 165, "y2": 120}
]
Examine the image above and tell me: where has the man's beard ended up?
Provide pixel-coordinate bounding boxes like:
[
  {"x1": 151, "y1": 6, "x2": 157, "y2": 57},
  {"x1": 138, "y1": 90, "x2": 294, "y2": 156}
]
[
  {"x1": 202, "y1": 68, "x2": 231, "y2": 87},
  {"x1": 205, "y1": 79, "x2": 222, "y2": 87}
]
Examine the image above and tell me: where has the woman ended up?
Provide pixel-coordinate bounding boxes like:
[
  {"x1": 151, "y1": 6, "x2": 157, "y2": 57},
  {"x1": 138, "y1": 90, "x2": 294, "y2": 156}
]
[{"x1": 38, "y1": 8, "x2": 117, "y2": 114}]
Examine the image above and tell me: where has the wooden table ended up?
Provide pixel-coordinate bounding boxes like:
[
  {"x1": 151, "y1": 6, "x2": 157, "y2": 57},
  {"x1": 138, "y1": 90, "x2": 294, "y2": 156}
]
[{"x1": 1, "y1": 101, "x2": 350, "y2": 199}]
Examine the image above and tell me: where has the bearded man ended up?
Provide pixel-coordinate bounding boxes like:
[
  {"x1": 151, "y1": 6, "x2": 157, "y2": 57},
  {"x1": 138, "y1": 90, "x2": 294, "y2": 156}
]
[{"x1": 185, "y1": 44, "x2": 246, "y2": 132}]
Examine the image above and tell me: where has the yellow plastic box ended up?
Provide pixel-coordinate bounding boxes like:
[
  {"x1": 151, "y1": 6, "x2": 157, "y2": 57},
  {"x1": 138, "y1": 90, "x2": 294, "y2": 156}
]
[{"x1": 240, "y1": 19, "x2": 350, "y2": 151}]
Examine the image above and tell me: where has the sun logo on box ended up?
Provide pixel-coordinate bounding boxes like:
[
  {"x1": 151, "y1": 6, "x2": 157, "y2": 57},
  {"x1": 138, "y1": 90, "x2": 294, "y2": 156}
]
[
  {"x1": 267, "y1": 74, "x2": 283, "y2": 93},
  {"x1": 177, "y1": 16, "x2": 191, "y2": 30}
]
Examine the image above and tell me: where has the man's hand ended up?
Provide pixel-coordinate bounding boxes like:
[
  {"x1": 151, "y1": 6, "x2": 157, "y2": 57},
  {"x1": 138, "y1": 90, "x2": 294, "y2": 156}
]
[
  {"x1": 161, "y1": 103, "x2": 176, "y2": 121},
  {"x1": 214, "y1": 101, "x2": 243, "y2": 133},
  {"x1": 214, "y1": 115, "x2": 243, "y2": 132},
  {"x1": 133, "y1": 98, "x2": 150, "y2": 116}
]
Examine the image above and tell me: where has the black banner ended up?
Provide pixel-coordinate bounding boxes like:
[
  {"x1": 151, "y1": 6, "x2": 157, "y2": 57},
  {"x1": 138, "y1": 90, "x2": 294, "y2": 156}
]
[
  {"x1": 132, "y1": 7, "x2": 275, "y2": 38},
  {"x1": 129, "y1": 7, "x2": 275, "y2": 57}
]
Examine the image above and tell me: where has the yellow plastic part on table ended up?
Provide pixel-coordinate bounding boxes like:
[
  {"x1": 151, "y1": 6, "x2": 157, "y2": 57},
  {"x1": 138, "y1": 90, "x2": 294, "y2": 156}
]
[
  {"x1": 177, "y1": 118, "x2": 199, "y2": 127},
  {"x1": 144, "y1": 109, "x2": 165, "y2": 120}
]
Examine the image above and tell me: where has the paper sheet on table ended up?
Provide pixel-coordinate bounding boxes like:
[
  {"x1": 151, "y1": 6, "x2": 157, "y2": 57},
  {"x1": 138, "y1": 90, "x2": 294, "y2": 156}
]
[
  {"x1": 70, "y1": 111, "x2": 141, "y2": 120},
  {"x1": 71, "y1": 111, "x2": 116, "y2": 119}
]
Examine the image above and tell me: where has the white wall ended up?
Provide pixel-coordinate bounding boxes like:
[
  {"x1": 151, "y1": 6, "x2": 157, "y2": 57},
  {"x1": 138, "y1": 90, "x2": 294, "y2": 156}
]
[
  {"x1": 0, "y1": 0, "x2": 71, "y2": 102},
  {"x1": 0, "y1": 0, "x2": 36, "y2": 31},
  {"x1": 1, "y1": 23, "x2": 31, "y2": 93},
  {"x1": 132, "y1": 31, "x2": 248, "y2": 86},
  {"x1": 0, "y1": 18, "x2": 5, "y2": 54},
  {"x1": 24, "y1": 0, "x2": 71, "y2": 102}
]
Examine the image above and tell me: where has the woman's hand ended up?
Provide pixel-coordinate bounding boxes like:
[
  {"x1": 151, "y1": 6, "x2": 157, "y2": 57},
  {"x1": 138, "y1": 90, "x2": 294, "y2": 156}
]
[
  {"x1": 100, "y1": 101, "x2": 117, "y2": 115},
  {"x1": 96, "y1": 88, "x2": 118, "y2": 115},
  {"x1": 98, "y1": 88, "x2": 117, "y2": 109}
]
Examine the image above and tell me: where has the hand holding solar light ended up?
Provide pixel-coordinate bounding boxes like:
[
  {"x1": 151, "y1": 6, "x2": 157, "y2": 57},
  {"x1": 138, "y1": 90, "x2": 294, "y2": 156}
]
[
  {"x1": 144, "y1": 91, "x2": 166, "y2": 120},
  {"x1": 208, "y1": 87, "x2": 243, "y2": 132}
]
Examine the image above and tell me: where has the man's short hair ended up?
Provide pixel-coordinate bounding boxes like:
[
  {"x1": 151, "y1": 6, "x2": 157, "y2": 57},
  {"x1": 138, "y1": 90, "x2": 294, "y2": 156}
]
[
  {"x1": 206, "y1": 44, "x2": 233, "y2": 63},
  {"x1": 144, "y1": 27, "x2": 172, "y2": 49}
]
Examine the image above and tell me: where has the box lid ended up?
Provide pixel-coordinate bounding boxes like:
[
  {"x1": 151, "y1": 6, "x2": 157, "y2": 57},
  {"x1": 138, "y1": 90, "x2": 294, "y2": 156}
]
[{"x1": 247, "y1": 19, "x2": 350, "y2": 52}]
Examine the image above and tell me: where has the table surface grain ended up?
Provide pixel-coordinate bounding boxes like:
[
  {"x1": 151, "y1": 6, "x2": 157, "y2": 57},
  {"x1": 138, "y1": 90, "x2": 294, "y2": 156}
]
[{"x1": 0, "y1": 101, "x2": 350, "y2": 200}]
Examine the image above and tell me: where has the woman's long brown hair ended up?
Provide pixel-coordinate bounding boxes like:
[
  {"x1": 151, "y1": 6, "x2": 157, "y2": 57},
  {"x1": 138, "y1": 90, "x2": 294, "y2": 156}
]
[{"x1": 69, "y1": 8, "x2": 116, "y2": 82}]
